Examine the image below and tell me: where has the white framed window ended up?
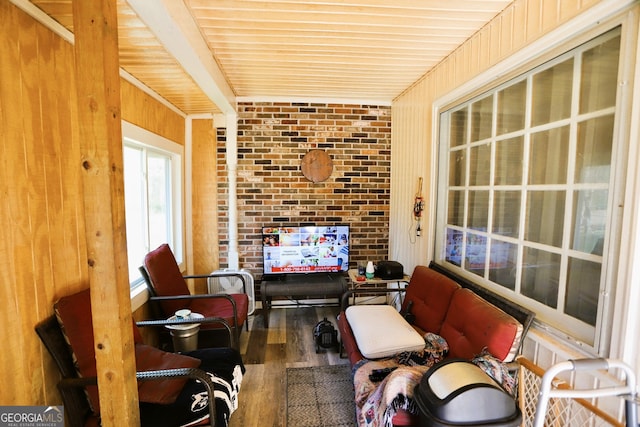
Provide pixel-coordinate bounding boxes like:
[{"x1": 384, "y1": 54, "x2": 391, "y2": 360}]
[
  {"x1": 435, "y1": 26, "x2": 628, "y2": 352},
  {"x1": 122, "y1": 121, "x2": 184, "y2": 294}
]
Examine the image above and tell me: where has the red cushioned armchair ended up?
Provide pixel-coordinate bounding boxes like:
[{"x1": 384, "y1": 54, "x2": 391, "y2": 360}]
[
  {"x1": 36, "y1": 288, "x2": 244, "y2": 427},
  {"x1": 140, "y1": 244, "x2": 249, "y2": 350}
]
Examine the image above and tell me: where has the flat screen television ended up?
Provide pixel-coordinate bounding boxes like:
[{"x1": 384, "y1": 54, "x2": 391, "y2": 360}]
[{"x1": 262, "y1": 225, "x2": 349, "y2": 276}]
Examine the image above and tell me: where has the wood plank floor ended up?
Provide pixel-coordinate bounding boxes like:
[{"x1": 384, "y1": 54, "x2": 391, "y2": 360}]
[{"x1": 229, "y1": 305, "x2": 349, "y2": 427}]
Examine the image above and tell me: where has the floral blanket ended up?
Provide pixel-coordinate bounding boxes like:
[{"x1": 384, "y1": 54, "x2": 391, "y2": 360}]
[
  {"x1": 352, "y1": 332, "x2": 448, "y2": 427},
  {"x1": 354, "y1": 360, "x2": 427, "y2": 427},
  {"x1": 351, "y1": 333, "x2": 517, "y2": 427}
]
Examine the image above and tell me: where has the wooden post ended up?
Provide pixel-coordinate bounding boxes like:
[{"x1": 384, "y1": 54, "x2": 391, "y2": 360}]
[{"x1": 71, "y1": 1, "x2": 139, "y2": 425}]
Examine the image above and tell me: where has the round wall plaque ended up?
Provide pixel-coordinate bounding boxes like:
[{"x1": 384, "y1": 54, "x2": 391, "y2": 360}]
[{"x1": 301, "y1": 149, "x2": 333, "y2": 183}]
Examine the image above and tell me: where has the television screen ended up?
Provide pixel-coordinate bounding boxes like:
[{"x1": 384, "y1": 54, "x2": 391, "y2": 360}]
[{"x1": 262, "y1": 225, "x2": 349, "y2": 275}]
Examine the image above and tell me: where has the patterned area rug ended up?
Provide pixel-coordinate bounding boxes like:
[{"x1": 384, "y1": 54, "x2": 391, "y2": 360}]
[{"x1": 287, "y1": 364, "x2": 356, "y2": 427}]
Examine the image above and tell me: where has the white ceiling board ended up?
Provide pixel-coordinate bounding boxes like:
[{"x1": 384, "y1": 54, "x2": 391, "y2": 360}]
[{"x1": 26, "y1": 0, "x2": 514, "y2": 112}]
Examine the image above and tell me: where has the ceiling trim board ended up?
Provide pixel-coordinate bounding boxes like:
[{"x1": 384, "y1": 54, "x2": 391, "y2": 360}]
[
  {"x1": 10, "y1": 0, "x2": 74, "y2": 42},
  {"x1": 119, "y1": 69, "x2": 186, "y2": 118},
  {"x1": 236, "y1": 96, "x2": 392, "y2": 107},
  {"x1": 126, "y1": 0, "x2": 235, "y2": 114}
]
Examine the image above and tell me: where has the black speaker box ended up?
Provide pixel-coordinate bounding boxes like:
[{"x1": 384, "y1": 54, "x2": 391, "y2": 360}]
[{"x1": 376, "y1": 261, "x2": 404, "y2": 280}]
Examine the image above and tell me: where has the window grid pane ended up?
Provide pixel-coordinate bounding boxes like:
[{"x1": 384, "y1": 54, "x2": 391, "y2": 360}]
[
  {"x1": 493, "y1": 190, "x2": 521, "y2": 238},
  {"x1": 439, "y1": 29, "x2": 621, "y2": 344},
  {"x1": 525, "y1": 190, "x2": 566, "y2": 247},
  {"x1": 521, "y1": 247, "x2": 560, "y2": 308},
  {"x1": 531, "y1": 59, "x2": 574, "y2": 126},
  {"x1": 445, "y1": 228, "x2": 464, "y2": 266},
  {"x1": 469, "y1": 144, "x2": 491, "y2": 186},
  {"x1": 497, "y1": 80, "x2": 526, "y2": 135},
  {"x1": 494, "y1": 136, "x2": 524, "y2": 185},
  {"x1": 528, "y1": 126, "x2": 570, "y2": 185},
  {"x1": 575, "y1": 115, "x2": 614, "y2": 184},
  {"x1": 447, "y1": 190, "x2": 465, "y2": 227},
  {"x1": 450, "y1": 109, "x2": 468, "y2": 147},
  {"x1": 579, "y1": 36, "x2": 620, "y2": 114},
  {"x1": 471, "y1": 95, "x2": 493, "y2": 142},
  {"x1": 488, "y1": 239, "x2": 518, "y2": 290},
  {"x1": 449, "y1": 149, "x2": 466, "y2": 186},
  {"x1": 465, "y1": 233, "x2": 487, "y2": 277},
  {"x1": 565, "y1": 257, "x2": 601, "y2": 325},
  {"x1": 467, "y1": 190, "x2": 490, "y2": 231}
]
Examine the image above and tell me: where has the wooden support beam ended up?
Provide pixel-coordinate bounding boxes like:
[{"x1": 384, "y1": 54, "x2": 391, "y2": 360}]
[{"x1": 71, "y1": 1, "x2": 139, "y2": 425}]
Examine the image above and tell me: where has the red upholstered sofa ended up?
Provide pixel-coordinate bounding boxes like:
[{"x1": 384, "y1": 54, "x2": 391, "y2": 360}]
[{"x1": 337, "y1": 263, "x2": 534, "y2": 427}]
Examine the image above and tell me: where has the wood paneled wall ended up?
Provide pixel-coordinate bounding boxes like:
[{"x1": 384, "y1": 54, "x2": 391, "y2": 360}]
[
  {"x1": 0, "y1": 1, "x2": 186, "y2": 407},
  {"x1": 1, "y1": 1, "x2": 86, "y2": 405},
  {"x1": 390, "y1": 79, "x2": 430, "y2": 275},
  {"x1": 191, "y1": 118, "x2": 220, "y2": 289},
  {"x1": 121, "y1": 79, "x2": 185, "y2": 146}
]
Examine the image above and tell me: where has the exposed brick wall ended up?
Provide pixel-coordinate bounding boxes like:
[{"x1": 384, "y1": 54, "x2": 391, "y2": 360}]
[{"x1": 216, "y1": 101, "x2": 392, "y2": 280}]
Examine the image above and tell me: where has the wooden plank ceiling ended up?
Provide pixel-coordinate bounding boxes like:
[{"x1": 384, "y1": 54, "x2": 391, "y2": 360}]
[{"x1": 28, "y1": 0, "x2": 512, "y2": 114}]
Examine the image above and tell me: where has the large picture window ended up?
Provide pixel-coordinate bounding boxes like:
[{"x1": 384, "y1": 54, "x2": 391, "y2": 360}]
[
  {"x1": 122, "y1": 122, "x2": 183, "y2": 289},
  {"x1": 435, "y1": 28, "x2": 622, "y2": 348}
]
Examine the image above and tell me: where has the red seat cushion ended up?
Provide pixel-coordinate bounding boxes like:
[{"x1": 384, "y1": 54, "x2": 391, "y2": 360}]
[
  {"x1": 135, "y1": 343, "x2": 201, "y2": 404},
  {"x1": 190, "y1": 293, "x2": 249, "y2": 328},
  {"x1": 54, "y1": 288, "x2": 202, "y2": 413},
  {"x1": 439, "y1": 288, "x2": 522, "y2": 362},
  {"x1": 144, "y1": 244, "x2": 247, "y2": 329},
  {"x1": 401, "y1": 266, "x2": 460, "y2": 334},
  {"x1": 143, "y1": 244, "x2": 192, "y2": 315}
]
